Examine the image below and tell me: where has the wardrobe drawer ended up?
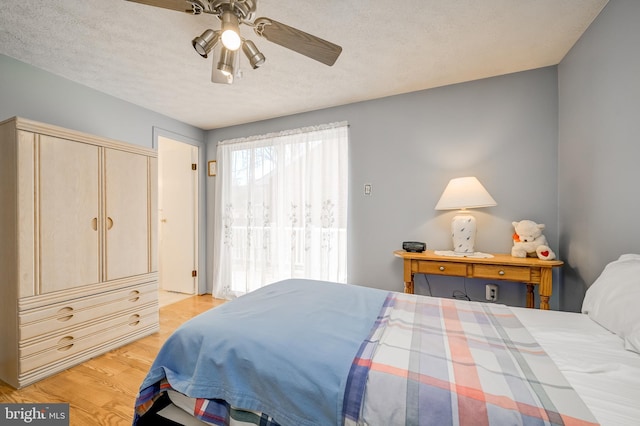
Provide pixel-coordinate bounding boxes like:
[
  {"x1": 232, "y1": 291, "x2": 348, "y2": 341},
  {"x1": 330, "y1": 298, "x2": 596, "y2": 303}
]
[
  {"x1": 19, "y1": 282, "x2": 157, "y2": 340},
  {"x1": 19, "y1": 305, "x2": 158, "y2": 374}
]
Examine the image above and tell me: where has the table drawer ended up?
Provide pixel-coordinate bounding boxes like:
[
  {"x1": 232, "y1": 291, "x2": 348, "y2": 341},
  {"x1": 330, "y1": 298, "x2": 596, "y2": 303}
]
[
  {"x1": 19, "y1": 281, "x2": 157, "y2": 340},
  {"x1": 415, "y1": 261, "x2": 467, "y2": 276},
  {"x1": 473, "y1": 264, "x2": 531, "y2": 281}
]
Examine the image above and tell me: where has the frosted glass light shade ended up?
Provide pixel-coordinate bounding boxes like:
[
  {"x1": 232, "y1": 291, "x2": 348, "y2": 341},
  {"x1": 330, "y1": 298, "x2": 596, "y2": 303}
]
[
  {"x1": 435, "y1": 177, "x2": 497, "y2": 211},
  {"x1": 220, "y1": 11, "x2": 241, "y2": 51}
]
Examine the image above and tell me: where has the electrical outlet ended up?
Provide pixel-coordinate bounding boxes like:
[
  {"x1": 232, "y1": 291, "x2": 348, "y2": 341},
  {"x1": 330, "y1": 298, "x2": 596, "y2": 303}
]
[{"x1": 486, "y1": 284, "x2": 498, "y2": 301}]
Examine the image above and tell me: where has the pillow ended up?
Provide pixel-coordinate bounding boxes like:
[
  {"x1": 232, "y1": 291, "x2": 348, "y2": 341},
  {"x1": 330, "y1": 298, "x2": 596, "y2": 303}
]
[{"x1": 582, "y1": 254, "x2": 640, "y2": 353}]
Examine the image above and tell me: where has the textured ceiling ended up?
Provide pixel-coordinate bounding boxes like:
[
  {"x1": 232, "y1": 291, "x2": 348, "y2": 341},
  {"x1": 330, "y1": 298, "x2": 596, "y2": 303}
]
[{"x1": 0, "y1": 0, "x2": 608, "y2": 130}]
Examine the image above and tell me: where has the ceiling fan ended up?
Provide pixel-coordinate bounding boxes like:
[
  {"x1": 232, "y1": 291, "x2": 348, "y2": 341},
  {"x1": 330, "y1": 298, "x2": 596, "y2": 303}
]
[{"x1": 125, "y1": 0, "x2": 343, "y2": 84}]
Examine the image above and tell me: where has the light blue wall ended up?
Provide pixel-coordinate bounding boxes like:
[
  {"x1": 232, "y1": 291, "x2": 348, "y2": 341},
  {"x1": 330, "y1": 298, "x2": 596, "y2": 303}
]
[
  {"x1": 1, "y1": 50, "x2": 572, "y2": 310},
  {"x1": 0, "y1": 54, "x2": 204, "y2": 148},
  {"x1": 207, "y1": 68, "x2": 561, "y2": 309},
  {"x1": 558, "y1": 0, "x2": 640, "y2": 311},
  {"x1": 5, "y1": 1, "x2": 634, "y2": 311},
  {"x1": 0, "y1": 54, "x2": 209, "y2": 293}
]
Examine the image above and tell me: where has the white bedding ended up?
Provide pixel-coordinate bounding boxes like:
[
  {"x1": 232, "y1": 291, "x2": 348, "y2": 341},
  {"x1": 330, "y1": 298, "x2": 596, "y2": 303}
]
[{"x1": 513, "y1": 307, "x2": 640, "y2": 426}]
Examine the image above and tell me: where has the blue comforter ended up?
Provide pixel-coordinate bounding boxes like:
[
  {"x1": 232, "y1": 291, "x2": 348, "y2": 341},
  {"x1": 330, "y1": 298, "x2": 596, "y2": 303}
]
[{"x1": 135, "y1": 279, "x2": 388, "y2": 426}]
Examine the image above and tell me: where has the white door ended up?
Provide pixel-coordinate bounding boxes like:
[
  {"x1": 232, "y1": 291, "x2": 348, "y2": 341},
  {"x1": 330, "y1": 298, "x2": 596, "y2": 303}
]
[{"x1": 158, "y1": 136, "x2": 198, "y2": 294}]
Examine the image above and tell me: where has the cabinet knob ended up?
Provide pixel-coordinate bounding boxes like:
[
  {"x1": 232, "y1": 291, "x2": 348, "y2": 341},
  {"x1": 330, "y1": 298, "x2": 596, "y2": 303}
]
[
  {"x1": 57, "y1": 306, "x2": 74, "y2": 322},
  {"x1": 57, "y1": 336, "x2": 74, "y2": 352},
  {"x1": 91, "y1": 218, "x2": 98, "y2": 231},
  {"x1": 129, "y1": 290, "x2": 141, "y2": 302},
  {"x1": 499, "y1": 270, "x2": 505, "y2": 276},
  {"x1": 129, "y1": 314, "x2": 141, "y2": 326},
  {"x1": 107, "y1": 217, "x2": 114, "y2": 230},
  {"x1": 439, "y1": 266, "x2": 445, "y2": 271}
]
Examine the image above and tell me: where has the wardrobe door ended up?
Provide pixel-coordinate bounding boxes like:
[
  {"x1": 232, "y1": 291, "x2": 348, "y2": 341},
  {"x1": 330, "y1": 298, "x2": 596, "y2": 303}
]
[
  {"x1": 104, "y1": 148, "x2": 149, "y2": 280},
  {"x1": 39, "y1": 135, "x2": 100, "y2": 293}
]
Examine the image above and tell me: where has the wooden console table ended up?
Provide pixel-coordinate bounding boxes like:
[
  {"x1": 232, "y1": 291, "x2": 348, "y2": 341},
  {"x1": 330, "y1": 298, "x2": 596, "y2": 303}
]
[{"x1": 393, "y1": 250, "x2": 563, "y2": 309}]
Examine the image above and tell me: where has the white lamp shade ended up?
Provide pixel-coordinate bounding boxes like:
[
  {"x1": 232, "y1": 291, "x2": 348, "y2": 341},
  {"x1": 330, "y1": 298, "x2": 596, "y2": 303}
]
[{"x1": 435, "y1": 176, "x2": 497, "y2": 211}]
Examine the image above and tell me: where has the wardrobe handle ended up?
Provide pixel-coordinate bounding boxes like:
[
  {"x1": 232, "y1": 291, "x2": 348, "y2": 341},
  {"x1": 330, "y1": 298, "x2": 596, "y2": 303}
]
[
  {"x1": 91, "y1": 218, "x2": 98, "y2": 231},
  {"x1": 128, "y1": 314, "x2": 141, "y2": 326},
  {"x1": 57, "y1": 336, "x2": 74, "y2": 352},
  {"x1": 107, "y1": 217, "x2": 114, "y2": 230},
  {"x1": 57, "y1": 306, "x2": 74, "y2": 322},
  {"x1": 128, "y1": 290, "x2": 141, "y2": 302}
]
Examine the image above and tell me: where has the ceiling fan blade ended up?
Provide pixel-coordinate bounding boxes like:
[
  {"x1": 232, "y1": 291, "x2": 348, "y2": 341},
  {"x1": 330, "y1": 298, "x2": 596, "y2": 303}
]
[
  {"x1": 125, "y1": 0, "x2": 192, "y2": 13},
  {"x1": 254, "y1": 18, "x2": 342, "y2": 66}
]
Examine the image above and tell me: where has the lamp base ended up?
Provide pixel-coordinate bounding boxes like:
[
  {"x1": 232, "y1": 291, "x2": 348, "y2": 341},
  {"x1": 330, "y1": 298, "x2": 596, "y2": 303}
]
[{"x1": 451, "y1": 211, "x2": 476, "y2": 254}]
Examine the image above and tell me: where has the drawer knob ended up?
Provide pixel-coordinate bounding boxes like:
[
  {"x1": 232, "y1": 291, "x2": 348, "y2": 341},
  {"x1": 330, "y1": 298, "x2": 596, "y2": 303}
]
[
  {"x1": 129, "y1": 314, "x2": 141, "y2": 326},
  {"x1": 499, "y1": 270, "x2": 505, "y2": 276},
  {"x1": 129, "y1": 290, "x2": 141, "y2": 302},
  {"x1": 57, "y1": 307, "x2": 74, "y2": 322},
  {"x1": 57, "y1": 336, "x2": 74, "y2": 352},
  {"x1": 439, "y1": 266, "x2": 445, "y2": 271}
]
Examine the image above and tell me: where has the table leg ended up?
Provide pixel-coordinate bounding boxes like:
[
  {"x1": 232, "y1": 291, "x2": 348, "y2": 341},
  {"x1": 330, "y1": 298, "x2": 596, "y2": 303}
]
[
  {"x1": 526, "y1": 284, "x2": 534, "y2": 309},
  {"x1": 404, "y1": 275, "x2": 414, "y2": 294},
  {"x1": 539, "y1": 295, "x2": 550, "y2": 310},
  {"x1": 403, "y1": 259, "x2": 414, "y2": 294},
  {"x1": 539, "y1": 268, "x2": 553, "y2": 310}
]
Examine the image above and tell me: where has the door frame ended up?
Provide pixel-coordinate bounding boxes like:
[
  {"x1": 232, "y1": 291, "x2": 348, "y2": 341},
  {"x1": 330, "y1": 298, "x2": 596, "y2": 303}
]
[{"x1": 153, "y1": 127, "x2": 207, "y2": 294}]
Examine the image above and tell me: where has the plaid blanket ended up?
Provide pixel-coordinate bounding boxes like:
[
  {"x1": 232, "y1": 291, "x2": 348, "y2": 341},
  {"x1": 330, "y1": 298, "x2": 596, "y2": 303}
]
[{"x1": 343, "y1": 293, "x2": 599, "y2": 426}]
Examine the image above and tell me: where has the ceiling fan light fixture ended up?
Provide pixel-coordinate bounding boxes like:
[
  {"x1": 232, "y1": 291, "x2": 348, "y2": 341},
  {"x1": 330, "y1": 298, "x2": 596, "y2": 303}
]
[
  {"x1": 130, "y1": 0, "x2": 344, "y2": 84},
  {"x1": 220, "y1": 10, "x2": 241, "y2": 51},
  {"x1": 242, "y1": 39, "x2": 265, "y2": 69},
  {"x1": 217, "y1": 46, "x2": 237, "y2": 77},
  {"x1": 192, "y1": 29, "x2": 220, "y2": 58}
]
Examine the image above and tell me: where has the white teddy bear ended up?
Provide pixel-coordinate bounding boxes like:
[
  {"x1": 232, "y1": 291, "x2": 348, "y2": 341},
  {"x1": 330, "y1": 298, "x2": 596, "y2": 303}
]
[{"x1": 511, "y1": 220, "x2": 556, "y2": 260}]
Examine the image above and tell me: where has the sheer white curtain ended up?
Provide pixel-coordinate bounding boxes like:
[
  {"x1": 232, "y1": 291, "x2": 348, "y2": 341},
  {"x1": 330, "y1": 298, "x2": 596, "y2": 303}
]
[{"x1": 212, "y1": 122, "x2": 349, "y2": 299}]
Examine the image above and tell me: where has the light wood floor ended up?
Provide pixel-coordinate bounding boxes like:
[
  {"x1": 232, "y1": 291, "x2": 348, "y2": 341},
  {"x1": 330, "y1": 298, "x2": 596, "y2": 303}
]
[{"x1": 0, "y1": 294, "x2": 225, "y2": 426}]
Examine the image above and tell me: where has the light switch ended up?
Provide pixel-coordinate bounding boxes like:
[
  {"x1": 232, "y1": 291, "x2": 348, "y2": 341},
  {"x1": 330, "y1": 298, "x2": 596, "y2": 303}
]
[{"x1": 364, "y1": 183, "x2": 372, "y2": 195}]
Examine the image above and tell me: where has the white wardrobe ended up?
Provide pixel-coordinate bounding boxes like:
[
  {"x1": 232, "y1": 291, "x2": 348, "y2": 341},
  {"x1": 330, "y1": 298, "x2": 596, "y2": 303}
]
[{"x1": 0, "y1": 117, "x2": 159, "y2": 388}]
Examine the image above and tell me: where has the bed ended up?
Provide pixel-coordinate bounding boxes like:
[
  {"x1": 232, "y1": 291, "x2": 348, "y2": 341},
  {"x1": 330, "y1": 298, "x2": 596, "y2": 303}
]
[{"x1": 133, "y1": 254, "x2": 640, "y2": 425}]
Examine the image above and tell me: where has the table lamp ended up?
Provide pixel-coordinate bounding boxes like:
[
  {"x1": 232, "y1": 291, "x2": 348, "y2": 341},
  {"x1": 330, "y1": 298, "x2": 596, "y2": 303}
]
[{"x1": 435, "y1": 176, "x2": 497, "y2": 254}]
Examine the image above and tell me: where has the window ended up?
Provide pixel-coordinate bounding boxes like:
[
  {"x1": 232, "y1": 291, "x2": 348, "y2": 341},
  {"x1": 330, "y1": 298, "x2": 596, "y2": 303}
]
[{"x1": 212, "y1": 122, "x2": 349, "y2": 298}]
